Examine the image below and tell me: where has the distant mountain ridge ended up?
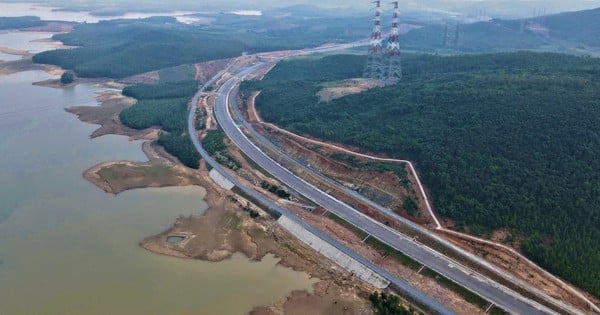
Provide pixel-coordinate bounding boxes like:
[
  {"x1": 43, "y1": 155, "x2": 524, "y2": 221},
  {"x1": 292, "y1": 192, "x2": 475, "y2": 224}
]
[
  {"x1": 543, "y1": 7, "x2": 600, "y2": 46},
  {"x1": 402, "y1": 6, "x2": 600, "y2": 54}
]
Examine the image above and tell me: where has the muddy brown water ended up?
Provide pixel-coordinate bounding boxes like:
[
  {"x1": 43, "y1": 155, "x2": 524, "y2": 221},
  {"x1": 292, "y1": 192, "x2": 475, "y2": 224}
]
[{"x1": 0, "y1": 34, "x2": 315, "y2": 315}]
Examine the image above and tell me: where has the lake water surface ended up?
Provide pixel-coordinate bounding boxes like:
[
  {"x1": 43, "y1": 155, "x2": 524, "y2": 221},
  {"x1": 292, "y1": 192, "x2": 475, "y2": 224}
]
[{"x1": 0, "y1": 30, "x2": 315, "y2": 315}]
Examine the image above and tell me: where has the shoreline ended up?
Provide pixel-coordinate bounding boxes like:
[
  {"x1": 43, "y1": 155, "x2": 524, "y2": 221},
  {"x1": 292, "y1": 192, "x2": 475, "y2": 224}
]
[
  {"x1": 60, "y1": 75, "x2": 376, "y2": 314},
  {"x1": 139, "y1": 171, "x2": 374, "y2": 314}
]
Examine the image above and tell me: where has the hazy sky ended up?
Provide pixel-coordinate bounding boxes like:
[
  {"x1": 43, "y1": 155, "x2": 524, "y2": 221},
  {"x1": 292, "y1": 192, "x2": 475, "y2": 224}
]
[
  {"x1": 223, "y1": 0, "x2": 600, "y2": 16},
  {"x1": 7, "y1": 0, "x2": 600, "y2": 18}
]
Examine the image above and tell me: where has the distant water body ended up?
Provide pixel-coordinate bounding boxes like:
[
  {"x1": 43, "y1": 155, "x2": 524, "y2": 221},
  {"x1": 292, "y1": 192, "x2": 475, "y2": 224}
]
[
  {"x1": 0, "y1": 20, "x2": 314, "y2": 315},
  {"x1": 0, "y1": 2, "x2": 206, "y2": 24}
]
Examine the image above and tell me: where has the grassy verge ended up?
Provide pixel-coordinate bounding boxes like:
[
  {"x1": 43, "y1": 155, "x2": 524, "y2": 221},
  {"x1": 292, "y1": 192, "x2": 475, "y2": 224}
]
[
  {"x1": 421, "y1": 268, "x2": 489, "y2": 308},
  {"x1": 364, "y1": 237, "x2": 422, "y2": 271},
  {"x1": 327, "y1": 213, "x2": 368, "y2": 239}
]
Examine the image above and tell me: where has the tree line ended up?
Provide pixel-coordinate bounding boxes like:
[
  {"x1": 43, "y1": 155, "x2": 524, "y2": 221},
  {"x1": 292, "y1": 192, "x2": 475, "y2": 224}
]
[{"x1": 118, "y1": 65, "x2": 201, "y2": 169}]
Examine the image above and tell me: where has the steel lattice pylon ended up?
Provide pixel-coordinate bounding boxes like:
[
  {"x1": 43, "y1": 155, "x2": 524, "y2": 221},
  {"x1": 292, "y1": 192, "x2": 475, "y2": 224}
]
[
  {"x1": 364, "y1": 0, "x2": 386, "y2": 80},
  {"x1": 385, "y1": 1, "x2": 402, "y2": 80}
]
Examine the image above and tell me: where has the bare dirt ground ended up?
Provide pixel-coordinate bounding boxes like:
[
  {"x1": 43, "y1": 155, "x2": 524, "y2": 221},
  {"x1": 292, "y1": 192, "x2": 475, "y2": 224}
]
[
  {"x1": 84, "y1": 142, "x2": 203, "y2": 194},
  {"x1": 66, "y1": 89, "x2": 157, "y2": 139},
  {"x1": 251, "y1": 281, "x2": 372, "y2": 315},
  {"x1": 0, "y1": 57, "x2": 59, "y2": 76},
  {"x1": 22, "y1": 22, "x2": 76, "y2": 33},
  {"x1": 195, "y1": 58, "x2": 232, "y2": 83},
  {"x1": 317, "y1": 79, "x2": 381, "y2": 102},
  {"x1": 0, "y1": 47, "x2": 30, "y2": 57},
  {"x1": 120, "y1": 71, "x2": 159, "y2": 85}
]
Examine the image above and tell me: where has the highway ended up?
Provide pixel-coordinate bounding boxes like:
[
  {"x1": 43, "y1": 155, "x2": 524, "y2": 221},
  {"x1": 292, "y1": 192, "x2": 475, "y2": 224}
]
[
  {"x1": 188, "y1": 68, "x2": 456, "y2": 315},
  {"x1": 212, "y1": 64, "x2": 559, "y2": 315}
]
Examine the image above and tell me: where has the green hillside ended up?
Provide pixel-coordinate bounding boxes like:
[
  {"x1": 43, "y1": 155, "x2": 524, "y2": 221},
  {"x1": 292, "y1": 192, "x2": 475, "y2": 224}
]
[
  {"x1": 32, "y1": 14, "x2": 367, "y2": 79},
  {"x1": 243, "y1": 53, "x2": 600, "y2": 297},
  {"x1": 33, "y1": 17, "x2": 247, "y2": 78}
]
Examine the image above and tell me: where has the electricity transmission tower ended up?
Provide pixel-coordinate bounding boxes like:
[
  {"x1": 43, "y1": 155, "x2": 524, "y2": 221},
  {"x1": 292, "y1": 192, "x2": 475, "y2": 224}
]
[{"x1": 364, "y1": 0, "x2": 386, "y2": 80}]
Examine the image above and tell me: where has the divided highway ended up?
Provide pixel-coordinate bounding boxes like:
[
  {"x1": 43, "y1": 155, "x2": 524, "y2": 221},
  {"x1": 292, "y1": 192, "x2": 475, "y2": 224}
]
[
  {"x1": 212, "y1": 64, "x2": 558, "y2": 315},
  {"x1": 188, "y1": 70, "x2": 455, "y2": 315}
]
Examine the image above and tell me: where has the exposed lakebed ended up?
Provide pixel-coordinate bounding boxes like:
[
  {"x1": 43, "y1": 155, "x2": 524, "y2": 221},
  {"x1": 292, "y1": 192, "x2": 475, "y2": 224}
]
[{"x1": 0, "y1": 29, "x2": 315, "y2": 314}]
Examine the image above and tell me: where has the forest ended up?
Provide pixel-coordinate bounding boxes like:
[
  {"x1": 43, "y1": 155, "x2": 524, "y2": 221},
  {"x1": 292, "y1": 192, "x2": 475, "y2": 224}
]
[
  {"x1": 31, "y1": 14, "x2": 367, "y2": 79},
  {"x1": 243, "y1": 53, "x2": 600, "y2": 297},
  {"x1": 32, "y1": 17, "x2": 247, "y2": 78},
  {"x1": 0, "y1": 16, "x2": 45, "y2": 30},
  {"x1": 118, "y1": 67, "x2": 200, "y2": 169}
]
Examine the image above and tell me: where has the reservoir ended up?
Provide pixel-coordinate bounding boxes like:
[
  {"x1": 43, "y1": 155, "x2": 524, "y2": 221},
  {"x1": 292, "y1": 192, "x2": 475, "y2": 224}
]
[{"x1": 0, "y1": 33, "x2": 315, "y2": 314}]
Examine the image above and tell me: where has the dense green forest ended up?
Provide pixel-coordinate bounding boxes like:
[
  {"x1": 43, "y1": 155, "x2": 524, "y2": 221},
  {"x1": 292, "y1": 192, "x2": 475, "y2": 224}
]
[
  {"x1": 122, "y1": 81, "x2": 197, "y2": 100},
  {"x1": 119, "y1": 97, "x2": 189, "y2": 132},
  {"x1": 33, "y1": 17, "x2": 247, "y2": 78},
  {"x1": 0, "y1": 16, "x2": 45, "y2": 30},
  {"x1": 32, "y1": 14, "x2": 367, "y2": 79},
  {"x1": 118, "y1": 66, "x2": 200, "y2": 168},
  {"x1": 156, "y1": 132, "x2": 200, "y2": 169},
  {"x1": 243, "y1": 53, "x2": 600, "y2": 297}
]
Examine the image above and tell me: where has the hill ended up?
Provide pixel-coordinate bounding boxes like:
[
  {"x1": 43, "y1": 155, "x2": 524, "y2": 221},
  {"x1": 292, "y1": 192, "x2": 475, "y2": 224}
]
[
  {"x1": 32, "y1": 14, "x2": 368, "y2": 79},
  {"x1": 0, "y1": 16, "x2": 45, "y2": 30},
  {"x1": 402, "y1": 7, "x2": 600, "y2": 54},
  {"x1": 544, "y1": 7, "x2": 600, "y2": 47},
  {"x1": 32, "y1": 17, "x2": 247, "y2": 78},
  {"x1": 242, "y1": 53, "x2": 600, "y2": 298}
]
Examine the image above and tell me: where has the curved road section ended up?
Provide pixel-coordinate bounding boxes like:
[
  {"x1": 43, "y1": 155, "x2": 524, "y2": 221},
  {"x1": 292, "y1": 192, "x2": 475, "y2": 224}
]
[
  {"x1": 188, "y1": 70, "x2": 454, "y2": 315},
  {"x1": 212, "y1": 64, "x2": 557, "y2": 315}
]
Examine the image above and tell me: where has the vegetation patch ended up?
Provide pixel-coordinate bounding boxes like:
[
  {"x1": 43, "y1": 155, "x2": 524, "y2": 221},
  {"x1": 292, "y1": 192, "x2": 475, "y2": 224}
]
[
  {"x1": 369, "y1": 292, "x2": 420, "y2": 315},
  {"x1": 195, "y1": 107, "x2": 207, "y2": 130},
  {"x1": 402, "y1": 197, "x2": 419, "y2": 217},
  {"x1": 156, "y1": 133, "x2": 200, "y2": 169},
  {"x1": 118, "y1": 72, "x2": 200, "y2": 169},
  {"x1": 260, "y1": 181, "x2": 291, "y2": 199},
  {"x1": 202, "y1": 130, "x2": 241, "y2": 171},
  {"x1": 60, "y1": 71, "x2": 75, "y2": 84},
  {"x1": 122, "y1": 81, "x2": 197, "y2": 100}
]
